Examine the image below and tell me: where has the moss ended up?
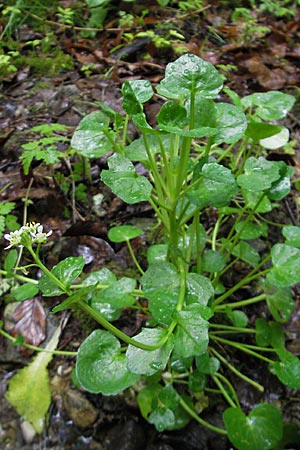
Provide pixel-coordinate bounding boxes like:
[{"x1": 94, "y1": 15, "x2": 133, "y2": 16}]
[{"x1": 15, "y1": 50, "x2": 74, "y2": 76}]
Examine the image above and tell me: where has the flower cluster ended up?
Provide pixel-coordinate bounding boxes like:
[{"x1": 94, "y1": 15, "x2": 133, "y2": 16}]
[{"x1": 4, "y1": 222, "x2": 52, "y2": 249}]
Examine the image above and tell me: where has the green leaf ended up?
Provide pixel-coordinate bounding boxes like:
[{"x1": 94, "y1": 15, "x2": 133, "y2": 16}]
[
  {"x1": 234, "y1": 221, "x2": 268, "y2": 239},
  {"x1": 124, "y1": 134, "x2": 162, "y2": 162},
  {"x1": 174, "y1": 304, "x2": 210, "y2": 358},
  {"x1": 138, "y1": 383, "x2": 189, "y2": 431},
  {"x1": 108, "y1": 225, "x2": 143, "y2": 242},
  {"x1": 265, "y1": 284, "x2": 295, "y2": 323},
  {"x1": 121, "y1": 80, "x2": 143, "y2": 116},
  {"x1": 85, "y1": 274, "x2": 136, "y2": 321},
  {"x1": 237, "y1": 157, "x2": 280, "y2": 192},
  {"x1": 76, "y1": 330, "x2": 139, "y2": 394},
  {"x1": 142, "y1": 262, "x2": 181, "y2": 325},
  {"x1": 141, "y1": 262, "x2": 181, "y2": 296},
  {"x1": 223, "y1": 404, "x2": 283, "y2": 450},
  {"x1": 127, "y1": 79, "x2": 154, "y2": 103},
  {"x1": 187, "y1": 162, "x2": 238, "y2": 208},
  {"x1": 245, "y1": 122, "x2": 283, "y2": 141},
  {"x1": 232, "y1": 241, "x2": 260, "y2": 266},
  {"x1": 242, "y1": 91, "x2": 295, "y2": 120},
  {"x1": 282, "y1": 225, "x2": 300, "y2": 248},
  {"x1": 186, "y1": 272, "x2": 214, "y2": 305},
  {"x1": 156, "y1": 53, "x2": 223, "y2": 100},
  {"x1": 225, "y1": 308, "x2": 248, "y2": 327},
  {"x1": 157, "y1": 101, "x2": 189, "y2": 128},
  {"x1": 255, "y1": 318, "x2": 271, "y2": 347},
  {"x1": 149, "y1": 385, "x2": 190, "y2": 431},
  {"x1": 202, "y1": 249, "x2": 226, "y2": 273},
  {"x1": 12, "y1": 283, "x2": 39, "y2": 302},
  {"x1": 147, "y1": 244, "x2": 168, "y2": 263},
  {"x1": 82, "y1": 267, "x2": 116, "y2": 286},
  {"x1": 267, "y1": 162, "x2": 293, "y2": 201},
  {"x1": 126, "y1": 328, "x2": 174, "y2": 375},
  {"x1": 272, "y1": 353, "x2": 300, "y2": 389},
  {"x1": 38, "y1": 256, "x2": 85, "y2": 296},
  {"x1": 0, "y1": 201, "x2": 15, "y2": 215},
  {"x1": 196, "y1": 353, "x2": 220, "y2": 374},
  {"x1": 71, "y1": 111, "x2": 113, "y2": 158},
  {"x1": 5, "y1": 325, "x2": 61, "y2": 433},
  {"x1": 51, "y1": 285, "x2": 96, "y2": 313},
  {"x1": 148, "y1": 291, "x2": 178, "y2": 326},
  {"x1": 101, "y1": 153, "x2": 152, "y2": 204},
  {"x1": 267, "y1": 243, "x2": 300, "y2": 287},
  {"x1": 192, "y1": 98, "x2": 247, "y2": 144},
  {"x1": 4, "y1": 249, "x2": 18, "y2": 274}
]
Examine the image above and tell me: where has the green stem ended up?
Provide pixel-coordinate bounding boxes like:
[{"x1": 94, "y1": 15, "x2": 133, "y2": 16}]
[
  {"x1": 210, "y1": 347, "x2": 265, "y2": 392},
  {"x1": 27, "y1": 245, "x2": 71, "y2": 295},
  {"x1": 211, "y1": 336, "x2": 273, "y2": 364},
  {"x1": 0, "y1": 269, "x2": 39, "y2": 285},
  {"x1": 178, "y1": 395, "x2": 227, "y2": 435},
  {"x1": 212, "y1": 373, "x2": 239, "y2": 408},
  {"x1": 214, "y1": 294, "x2": 267, "y2": 311},
  {"x1": 212, "y1": 256, "x2": 270, "y2": 307},
  {"x1": 209, "y1": 324, "x2": 255, "y2": 333},
  {"x1": 0, "y1": 328, "x2": 77, "y2": 356},
  {"x1": 77, "y1": 300, "x2": 169, "y2": 351},
  {"x1": 127, "y1": 240, "x2": 144, "y2": 275}
]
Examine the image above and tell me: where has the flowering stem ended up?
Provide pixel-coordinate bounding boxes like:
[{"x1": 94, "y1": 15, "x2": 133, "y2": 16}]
[{"x1": 26, "y1": 245, "x2": 71, "y2": 295}]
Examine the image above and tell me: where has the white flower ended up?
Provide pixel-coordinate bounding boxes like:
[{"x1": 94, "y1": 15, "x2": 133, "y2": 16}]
[
  {"x1": 4, "y1": 229, "x2": 23, "y2": 249},
  {"x1": 4, "y1": 222, "x2": 52, "y2": 249}
]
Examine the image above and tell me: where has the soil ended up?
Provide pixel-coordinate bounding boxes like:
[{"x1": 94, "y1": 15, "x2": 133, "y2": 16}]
[{"x1": 1, "y1": 2, "x2": 300, "y2": 449}]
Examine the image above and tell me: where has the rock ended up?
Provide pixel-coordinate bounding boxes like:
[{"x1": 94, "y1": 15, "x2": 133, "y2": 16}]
[{"x1": 63, "y1": 389, "x2": 98, "y2": 429}]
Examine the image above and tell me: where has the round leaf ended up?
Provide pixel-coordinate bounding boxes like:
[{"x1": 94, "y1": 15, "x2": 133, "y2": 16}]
[
  {"x1": 156, "y1": 53, "x2": 223, "y2": 100},
  {"x1": 108, "y1": 225, "x2": 143, "y2": 243},
  {"x1": 202, "y1": 249, "x2": 226, "y2": 273},
  {"x1": 273, "y1": 353, "x2": 300, "y2": 389},
  {"x1": 76, "y1": 330, "x2": 139, "y2": 394},
  {"x1": 224, "y1": 404, "x2": 283, "y2": 450}
]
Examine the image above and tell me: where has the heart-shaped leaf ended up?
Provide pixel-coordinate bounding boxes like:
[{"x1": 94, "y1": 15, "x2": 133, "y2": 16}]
[
  {"x1": 126, "y1": 328, "x2": 174, "y2": 376},
  {"x1": 187, "y1": 162, "x2": 238, "y2": 208},
  {"x1": 237, "y1": 157, "x2": 280, "y2": 192},
  {"x1": 76, "y1": 330, "x2": 139, "y2": 394},
  {"x1": 174, "y1": 304, "x2": 210, "y2": 358},
  {"x1": 126, "y1": 79, "x2": 154, "y2": 103},
  {"x1": 101, "y1": 153, "x2": 152, "y2": 204},
  {"x1": 267, "y1": 243, "x2": 300, "y2": 287},
  {"x1": 272, "y1": 352, "x2": 300, "y2": 389},
  {"x1": 223, "y1": 404, "x2": 283, "y2": 450},
  {"x1": 71, "y1": 111, "x2": 113, "y2": 158},
  {"x1": 241, "y1": 91, "x2": 295, "y2": 120}
]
